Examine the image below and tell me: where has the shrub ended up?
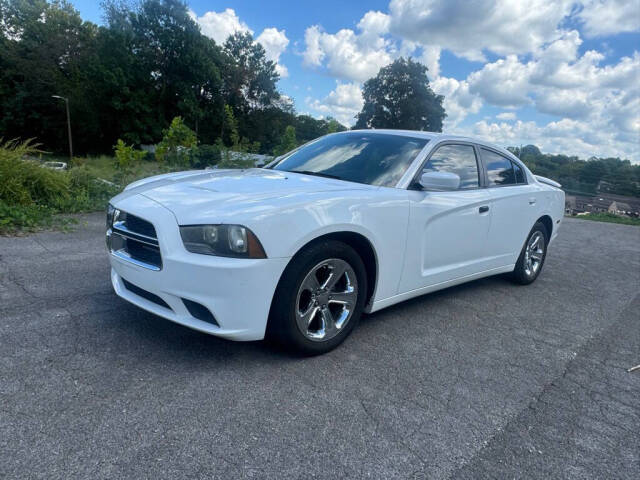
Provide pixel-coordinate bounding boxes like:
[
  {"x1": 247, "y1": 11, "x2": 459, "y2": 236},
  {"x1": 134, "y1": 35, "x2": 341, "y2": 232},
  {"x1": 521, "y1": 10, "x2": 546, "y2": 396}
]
[
  {"x1": 114, "y1": 139, "x2": 147, "y2": 171},
  {"x1": 0, "y1": 140, "x2": 120, "y2": 232},
  {"x1": 0, "y1": 138, "x2": 70, "y2": 207},
  {"x1": 113, "y1": 139, "x2": 148, "y2": 186},
  {"x1": 155, "y1": 117, "x2": 197, "y2": 167},
  {"x1": 61, "y1": 166, "x2": 120, "y2": 212},
  {"x1": 191, "y1": 144, "x2": 222, "y2": 168},
  {"x1": 69, "y1": 156, "x2": 85, "y2": 167}
]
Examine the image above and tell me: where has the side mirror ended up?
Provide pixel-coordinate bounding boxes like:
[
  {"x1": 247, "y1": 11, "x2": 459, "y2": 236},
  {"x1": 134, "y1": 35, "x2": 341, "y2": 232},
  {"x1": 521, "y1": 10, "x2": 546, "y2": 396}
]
[{"x1": 419, "y1": 171, "x2": 460, "y2": 191}]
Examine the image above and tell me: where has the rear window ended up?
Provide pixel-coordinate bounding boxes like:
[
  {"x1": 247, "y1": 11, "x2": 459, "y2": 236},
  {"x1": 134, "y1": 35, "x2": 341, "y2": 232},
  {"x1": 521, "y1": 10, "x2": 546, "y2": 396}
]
[
  {"x1": 513, "y1": 162, "x2": 526, "y2": 183},
  {"x1": 482, "y1": 148, "x2": 516, "y2": 186}
]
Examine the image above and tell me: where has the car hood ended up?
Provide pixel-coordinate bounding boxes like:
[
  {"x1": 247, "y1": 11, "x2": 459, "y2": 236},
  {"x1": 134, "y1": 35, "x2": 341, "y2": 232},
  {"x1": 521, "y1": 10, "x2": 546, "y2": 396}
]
[{"x1": 120, "y1": 168, "x2": 373, "y2": 223}]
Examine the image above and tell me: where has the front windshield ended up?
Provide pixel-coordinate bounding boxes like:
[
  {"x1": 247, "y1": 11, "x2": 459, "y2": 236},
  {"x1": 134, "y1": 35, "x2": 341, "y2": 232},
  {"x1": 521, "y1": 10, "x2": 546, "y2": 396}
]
[{"x1": 272, "y1": 132, "x2": 429, "y2": 187}]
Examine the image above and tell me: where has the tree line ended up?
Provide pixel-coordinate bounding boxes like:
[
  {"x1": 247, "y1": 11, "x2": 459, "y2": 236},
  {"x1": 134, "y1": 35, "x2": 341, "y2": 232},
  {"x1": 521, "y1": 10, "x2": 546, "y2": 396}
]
[
  {"x1": 0, "y1": 0, "x2": 346, "y2": 156},
  {"x1": 509, "y1": 145, "x2": 640, "y2": 197}
]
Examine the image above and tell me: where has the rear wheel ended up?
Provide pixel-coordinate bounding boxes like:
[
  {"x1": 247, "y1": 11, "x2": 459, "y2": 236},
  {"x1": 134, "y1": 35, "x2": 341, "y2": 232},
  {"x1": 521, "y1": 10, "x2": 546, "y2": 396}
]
[
  {"x1": 267, "y1": 240, "x2": 367, "y2": 355},
  {"x1": 511, "y1": 222, "x2": 548, "y2": 285}
]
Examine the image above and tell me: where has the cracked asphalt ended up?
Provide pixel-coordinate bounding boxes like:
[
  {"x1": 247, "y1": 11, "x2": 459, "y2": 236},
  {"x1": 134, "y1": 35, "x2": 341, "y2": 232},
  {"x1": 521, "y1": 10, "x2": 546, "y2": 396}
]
[{"x1": 1, "y1": 215, "x2": 639, "y2": 479}]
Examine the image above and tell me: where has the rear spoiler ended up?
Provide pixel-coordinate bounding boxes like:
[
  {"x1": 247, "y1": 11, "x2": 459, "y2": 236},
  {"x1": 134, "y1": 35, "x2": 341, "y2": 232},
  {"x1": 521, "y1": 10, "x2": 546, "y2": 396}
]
[{"x1": 534, "y1": 175, "x2": 561, "y2": 188}]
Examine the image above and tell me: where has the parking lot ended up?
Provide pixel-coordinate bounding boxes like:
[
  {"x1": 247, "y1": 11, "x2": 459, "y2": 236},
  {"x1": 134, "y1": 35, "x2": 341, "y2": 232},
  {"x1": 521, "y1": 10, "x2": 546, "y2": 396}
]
[{"x1": 1, "y1": 215, "x2": 638, "y2": 479}]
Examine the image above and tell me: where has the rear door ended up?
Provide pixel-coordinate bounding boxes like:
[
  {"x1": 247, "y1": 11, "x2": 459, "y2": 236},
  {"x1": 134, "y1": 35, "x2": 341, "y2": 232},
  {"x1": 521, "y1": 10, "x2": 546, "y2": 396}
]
[
  {"x1": 479, "y1": 147, "x2": 540, "y2": 268},
  {"x1": 399, "y1": 143, "x2": 492, "y2": 292}
]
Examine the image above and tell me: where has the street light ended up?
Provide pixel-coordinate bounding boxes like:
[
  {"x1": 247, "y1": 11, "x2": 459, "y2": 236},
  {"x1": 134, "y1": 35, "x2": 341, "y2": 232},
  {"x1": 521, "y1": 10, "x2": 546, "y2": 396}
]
[{"x1": 52, "y1": 95, "x2": 73, "y2": 161}]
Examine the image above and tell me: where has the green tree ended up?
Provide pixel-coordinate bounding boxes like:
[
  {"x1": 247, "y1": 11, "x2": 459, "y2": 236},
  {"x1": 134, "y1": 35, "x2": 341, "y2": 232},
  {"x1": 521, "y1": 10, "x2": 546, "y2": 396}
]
[
  {"x1": 326, "y1": 117, "x2": 345, "y2": 134},
  {"x1": 114, "y1": 139, "x2": 146, "y2": 170},
  {"x1": 0, "y1": 0, "x2": 102, "y2": 153},
  {"x1": 355, "y1": 57, "x2": 446, "y2": 132},
  {"x1": 514, "y1": 145, "x2": 640, "y2": 197},
  {"x1": 90, "y1": 1, "x2": 163, "y2": 147},
  {"x1": 125, "y1": 0, "x2": 224, "y2": 137},
  {"x1": 274, "y1": 125, "x2": 297, "y2": 155},
  {"x1": 156, "y1": 116, "x2": 197, "y2": 167},
  {"x1": 222, "y1": 31, "x2": 280, "y2": 116},
  {"x1": 113, "y1": 139, "x2": 147, "y2": 185},
  {"x1": 222, "y1": 104, "x2": 240, "y2": 147}
]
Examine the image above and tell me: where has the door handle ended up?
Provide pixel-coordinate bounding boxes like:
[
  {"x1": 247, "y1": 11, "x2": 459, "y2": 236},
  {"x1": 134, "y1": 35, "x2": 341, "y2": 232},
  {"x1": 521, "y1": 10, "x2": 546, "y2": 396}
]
[
  {"x1": 529, "y1": 198, "x2": 537, "y2": 205},
  {"x1": 479, "y1": 205, "x2": 489, "y2": 213}
]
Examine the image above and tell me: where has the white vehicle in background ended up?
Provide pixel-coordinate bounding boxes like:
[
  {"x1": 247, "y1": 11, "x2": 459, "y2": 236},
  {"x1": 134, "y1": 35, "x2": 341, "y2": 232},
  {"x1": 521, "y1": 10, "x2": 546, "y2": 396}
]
[
  {"x1": 42, "y1": 161, "x2": 68, "y2": 170},
  {"x1": 106, "y1": 130, "x2": 565, "y2": 354}
]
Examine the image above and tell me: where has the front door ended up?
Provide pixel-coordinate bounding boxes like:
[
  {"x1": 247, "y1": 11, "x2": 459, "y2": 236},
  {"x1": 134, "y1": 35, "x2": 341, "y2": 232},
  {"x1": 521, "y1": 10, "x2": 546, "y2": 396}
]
[{"x1": 399, "y1": 143, "x2": 492, "y2": 293}]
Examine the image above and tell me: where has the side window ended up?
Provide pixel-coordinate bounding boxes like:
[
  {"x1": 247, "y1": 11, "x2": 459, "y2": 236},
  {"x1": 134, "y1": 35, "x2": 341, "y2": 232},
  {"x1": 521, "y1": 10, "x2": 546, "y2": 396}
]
[
  {"x1": 482, "y1": 148, "x2": 516, "y2": 186},
  {"x1": 513, "y1": 162, "x2": 526, "y2": 184},
  {"x1": 423, "y1": 144, "x2": 479, "y2": 189}
]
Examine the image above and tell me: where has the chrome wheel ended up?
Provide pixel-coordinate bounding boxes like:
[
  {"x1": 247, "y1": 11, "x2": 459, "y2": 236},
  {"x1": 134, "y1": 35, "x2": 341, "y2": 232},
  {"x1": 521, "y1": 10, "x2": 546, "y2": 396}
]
[
  {"x1": 524, "y1": 231, "x2": 545, "y2": 277},
  {"x1": 295, "y1": 258, "x2": 358, "y2": 342}
]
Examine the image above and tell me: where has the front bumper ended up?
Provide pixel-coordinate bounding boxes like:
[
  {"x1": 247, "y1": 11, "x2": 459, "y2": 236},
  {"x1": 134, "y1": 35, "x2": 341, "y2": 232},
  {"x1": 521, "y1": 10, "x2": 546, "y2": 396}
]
[{"x1": 108, "y1": 194, "x2": 290, "y2": 341}]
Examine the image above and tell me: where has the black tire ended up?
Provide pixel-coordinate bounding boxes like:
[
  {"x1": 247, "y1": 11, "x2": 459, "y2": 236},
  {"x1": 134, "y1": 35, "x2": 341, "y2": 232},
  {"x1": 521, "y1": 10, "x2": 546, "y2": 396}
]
[
  {"x1": 267, "y1": 240, "x2": 367, "y2": 355},
  {"x1": 510, "y1": 221, "x2": 549, "y2": 285}
]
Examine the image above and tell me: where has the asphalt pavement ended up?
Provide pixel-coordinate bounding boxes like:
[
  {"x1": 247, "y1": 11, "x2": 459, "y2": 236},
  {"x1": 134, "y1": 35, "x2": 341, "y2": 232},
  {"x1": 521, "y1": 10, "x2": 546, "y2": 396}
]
[{"x1": 1, "y1": 215, "x2": 638, "y2": 479}]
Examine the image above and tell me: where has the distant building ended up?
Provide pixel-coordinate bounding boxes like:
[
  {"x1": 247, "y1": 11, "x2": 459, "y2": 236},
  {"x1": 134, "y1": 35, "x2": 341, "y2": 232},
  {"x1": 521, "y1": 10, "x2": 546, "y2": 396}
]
[
  {"x1": 565, "y1": 193, "x2": 640, "y2": 217},
  {"x1": 608, "y1": 201, "x2": 632, "y2": 215}
]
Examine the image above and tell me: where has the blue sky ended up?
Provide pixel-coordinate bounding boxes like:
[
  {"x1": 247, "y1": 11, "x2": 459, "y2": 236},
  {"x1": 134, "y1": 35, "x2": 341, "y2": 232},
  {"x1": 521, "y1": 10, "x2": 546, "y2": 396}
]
[{"x1": 70, "y1": 0, "x2": 639, "y2": 161}]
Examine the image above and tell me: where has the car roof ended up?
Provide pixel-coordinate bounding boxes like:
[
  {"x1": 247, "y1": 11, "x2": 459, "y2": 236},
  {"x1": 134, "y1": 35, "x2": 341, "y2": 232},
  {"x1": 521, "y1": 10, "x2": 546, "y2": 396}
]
[{"x1": 345, "y1": 129, "x2": 518, "y2": 161}]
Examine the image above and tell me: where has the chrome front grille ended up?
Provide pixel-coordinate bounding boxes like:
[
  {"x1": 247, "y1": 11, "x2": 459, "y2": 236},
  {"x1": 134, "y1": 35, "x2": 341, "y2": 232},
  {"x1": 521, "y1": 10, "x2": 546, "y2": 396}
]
[{"x1": 108, "y1": 211, "x2": 162, "y2": 270}]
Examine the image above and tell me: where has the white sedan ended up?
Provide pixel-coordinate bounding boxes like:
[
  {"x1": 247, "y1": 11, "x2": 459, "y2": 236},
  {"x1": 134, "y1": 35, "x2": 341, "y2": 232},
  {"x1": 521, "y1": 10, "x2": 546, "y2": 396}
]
[{"x1": 107, "y1": 130, "x2": 565, "y2": 354}]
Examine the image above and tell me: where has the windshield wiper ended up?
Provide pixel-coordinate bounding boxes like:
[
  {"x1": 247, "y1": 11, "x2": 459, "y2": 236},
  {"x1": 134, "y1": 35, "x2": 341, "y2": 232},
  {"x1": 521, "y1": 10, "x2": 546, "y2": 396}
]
[{"x1": 290, "y1": 170, "x2": 342, "y2": 180}]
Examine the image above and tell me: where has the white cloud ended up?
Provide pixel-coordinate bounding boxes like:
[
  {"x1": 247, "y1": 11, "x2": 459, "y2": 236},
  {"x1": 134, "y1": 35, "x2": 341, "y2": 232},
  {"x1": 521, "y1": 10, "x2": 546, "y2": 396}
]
[
  {"x1": 190, "y1": 8, "x2": 252, "y2": 45},
  {"x1": 300, "y1": 11, "x2": 443, "y2": 83},
  {"x1": 256, "y1": 28, "x2": 290, "y2": 77},
  {"x1": 388, "y1": 0, "x2": 574, "y2": 61},
  {"x1": 191, "y1": 9, "x2": 289, "y2": 78},
  {"x1": 302, "y1": 24, "x2": 394, "y2": 82},
  {"x1": 357, "y1": 11, "x2": 391, "y2": 37},
  {"x1": 467, "y1": 118, "x2": 639, "y2": 161},
  {"x1": 455, "y1": 31, "x2": 640, "y2": 160},
  {"x1": 302, "y1": 25, "x2": 325, "y2": 66},
  {"x1": 308, "y1": 82, "x2": 364, "y2": 126},
  {"x1": 577, "y1": 0, "x2": 640, "y2": 37},
  {"x1": 432, "y1": 76, "x2": 482, "y2": 127},
  {"x1": 496, "y1": 112, "x2": 516, "y2": 120},
  {"x1": 468, "y1": 55, "x2": 533, "y2": 107},
  {"x1": 419, "y1": 45, "x2": 441, "y2": 79},
  {"x1": 534, "y1": 89, "x2": 591, "y2": 119}
]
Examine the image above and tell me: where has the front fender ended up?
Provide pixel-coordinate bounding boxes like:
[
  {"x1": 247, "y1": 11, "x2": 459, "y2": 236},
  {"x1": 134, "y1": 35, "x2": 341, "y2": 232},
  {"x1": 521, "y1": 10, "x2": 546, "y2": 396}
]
[{"x1": 245, "y1": 189, "x2": 410, "y2": 302}]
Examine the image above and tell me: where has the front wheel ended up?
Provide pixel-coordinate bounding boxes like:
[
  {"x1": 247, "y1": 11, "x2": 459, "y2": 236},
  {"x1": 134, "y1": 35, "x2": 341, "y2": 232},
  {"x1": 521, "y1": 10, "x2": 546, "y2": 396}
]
[
  {"x1": 267, "y1": 240, "x2": 367, "y2": 355},
  {"x1": 510, "y1": 222, "x2": 549, "y2": 285}
]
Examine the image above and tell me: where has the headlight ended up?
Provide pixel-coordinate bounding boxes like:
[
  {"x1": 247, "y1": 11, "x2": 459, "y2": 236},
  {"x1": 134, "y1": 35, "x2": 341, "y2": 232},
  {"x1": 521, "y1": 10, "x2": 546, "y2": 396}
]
[
  {"x1": 106, "y1": 204, "x2": 116, "y2": 228},
  {"x1": 179, "y1": 225, "x2": 267, "y2": 259}
]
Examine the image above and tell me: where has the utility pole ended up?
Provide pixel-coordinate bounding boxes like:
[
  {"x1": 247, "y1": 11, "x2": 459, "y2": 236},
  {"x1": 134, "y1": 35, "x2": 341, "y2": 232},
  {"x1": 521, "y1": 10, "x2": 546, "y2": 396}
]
[{"x1": 52, "y1": 95, "x2": 73, "y2": 162}]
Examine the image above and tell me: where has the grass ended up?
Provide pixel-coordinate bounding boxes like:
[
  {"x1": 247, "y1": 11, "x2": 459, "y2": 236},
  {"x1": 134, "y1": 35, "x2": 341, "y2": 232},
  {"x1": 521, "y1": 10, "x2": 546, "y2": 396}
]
[
  {"x1": 0, "y1": 200, "x2": 81, "y2": 234},
  {"x1": 79, "y1": 155, "x2": 167, "y2": 185},
  {"x1": 0, "y1": 141, "x2": 117, "y2": 234},
  {"x1": 0, "y1": 149, "x2": 185, "y2": 235},
  {"x1": 573, "y1": 213, "x2": 640, "y2": 226}
]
